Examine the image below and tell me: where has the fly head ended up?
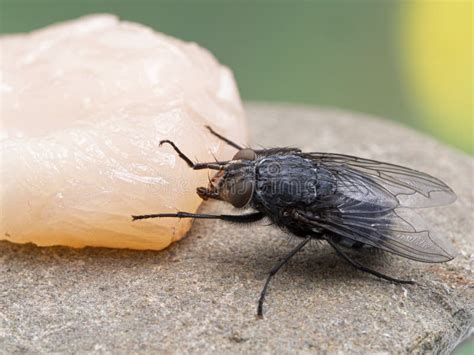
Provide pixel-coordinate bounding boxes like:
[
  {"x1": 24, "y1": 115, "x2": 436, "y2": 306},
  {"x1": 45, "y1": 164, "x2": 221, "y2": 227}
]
[{"x1": 197, "y1": 148, "x2": 257, "y2": 208}]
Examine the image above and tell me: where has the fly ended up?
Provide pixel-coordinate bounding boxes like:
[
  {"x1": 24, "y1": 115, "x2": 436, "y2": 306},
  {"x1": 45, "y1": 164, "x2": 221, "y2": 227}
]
[{"x1": 132, "y1": 126, "x2": 457, "y2": 317}]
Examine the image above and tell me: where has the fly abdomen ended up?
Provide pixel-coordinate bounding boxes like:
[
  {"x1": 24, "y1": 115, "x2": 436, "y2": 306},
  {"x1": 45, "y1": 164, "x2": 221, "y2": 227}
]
[{"x1": 332, "y1": 235, "x2": 368, "y2": 249}]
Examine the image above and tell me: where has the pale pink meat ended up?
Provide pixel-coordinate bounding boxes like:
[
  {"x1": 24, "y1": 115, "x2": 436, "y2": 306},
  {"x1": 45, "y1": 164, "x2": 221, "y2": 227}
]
[{"x1": 0, "y1": 15, "x2": 247, "y2": 250}]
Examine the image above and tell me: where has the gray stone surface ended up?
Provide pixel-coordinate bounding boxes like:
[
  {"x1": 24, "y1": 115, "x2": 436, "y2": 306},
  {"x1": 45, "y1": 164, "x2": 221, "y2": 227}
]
[{"x1": 1, "y1": 103, "x2": 472, "y2": 353}]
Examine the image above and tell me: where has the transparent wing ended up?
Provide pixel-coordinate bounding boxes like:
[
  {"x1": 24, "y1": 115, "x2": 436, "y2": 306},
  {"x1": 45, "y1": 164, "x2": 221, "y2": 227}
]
[
  {"x1": 302, "y1": 152, "x2": 456, "y2": 208},
  {"x1": 293, "y1": 152, "x2": 457, "y2": 262},
  {"x1": 300, "y1": 204, "x2": 456, "y2": 262}
]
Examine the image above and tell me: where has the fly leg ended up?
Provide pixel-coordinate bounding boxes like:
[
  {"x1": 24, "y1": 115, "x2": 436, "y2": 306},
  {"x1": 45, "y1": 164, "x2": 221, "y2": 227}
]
[
  {"x1": 326, "y1": 239, "x2": 414, "y2": 284},
  {"x1": 160, "y1": 140, "x2": 229, "y2": 170},
  {"x1": 132, "y1": 211, "x2": 265, "y2": 222},
  {"x1": 257, "y1": 235, "x2": 312, "y2": 318},
  {"x1": 205, "y1": 125, "x2": 243, "y2": 150}
]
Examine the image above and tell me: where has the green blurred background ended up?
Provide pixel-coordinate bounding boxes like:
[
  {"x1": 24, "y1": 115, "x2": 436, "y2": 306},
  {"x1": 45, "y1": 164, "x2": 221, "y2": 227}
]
[{"x1": 0, "y1": 0, "x2": 472, "y2": 154}]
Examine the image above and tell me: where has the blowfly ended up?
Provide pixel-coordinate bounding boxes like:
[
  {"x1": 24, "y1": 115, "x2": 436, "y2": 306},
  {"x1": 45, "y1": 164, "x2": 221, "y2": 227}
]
[{"x1": 132, "y1": 126, "x2": 457, "y2": 317}]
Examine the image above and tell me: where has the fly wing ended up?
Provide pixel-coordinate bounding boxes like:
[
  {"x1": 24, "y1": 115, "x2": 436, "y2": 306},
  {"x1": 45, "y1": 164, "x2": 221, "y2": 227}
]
[
  {"x1": 295, "y1": 152, "x2": 457, "y2": 262},
  {"x1": 300, "y1": 203, "x2": 456, "y2": 262},
  {"x1": 302, "y1": 152, "x2": 456, "y2": 208}
]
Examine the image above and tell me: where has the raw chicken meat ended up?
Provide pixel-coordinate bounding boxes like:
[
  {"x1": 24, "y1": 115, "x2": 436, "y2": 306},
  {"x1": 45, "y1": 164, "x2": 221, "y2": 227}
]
[{"x1": 0, "y1": 15, "x2": 247, "y2": 250}]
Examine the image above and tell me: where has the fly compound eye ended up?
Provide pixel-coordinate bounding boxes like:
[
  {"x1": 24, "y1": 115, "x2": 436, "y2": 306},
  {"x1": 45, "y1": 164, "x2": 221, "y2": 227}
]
[
  {"x1": 233, "y1": 148, "x2": 256, "y2": 161},
  {"x1": 227, "y1": 178, "x2": 254, "y2": 208}
]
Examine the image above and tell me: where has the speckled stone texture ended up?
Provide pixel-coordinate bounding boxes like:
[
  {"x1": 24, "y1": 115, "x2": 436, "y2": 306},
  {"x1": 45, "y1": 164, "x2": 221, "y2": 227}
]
[{"x1": 1, "y1": 103, "x2": 472, "y2": 353}]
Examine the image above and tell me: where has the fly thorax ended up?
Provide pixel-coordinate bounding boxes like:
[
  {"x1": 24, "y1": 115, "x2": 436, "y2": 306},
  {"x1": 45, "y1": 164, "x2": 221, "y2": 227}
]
[{"x1": 254, "y1": 155, "x2": 319, "y2": 207}]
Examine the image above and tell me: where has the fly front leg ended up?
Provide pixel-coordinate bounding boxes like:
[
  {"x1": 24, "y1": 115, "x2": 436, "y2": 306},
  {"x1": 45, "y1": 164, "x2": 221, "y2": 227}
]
[
  {"x1": 205, "y1": 125, "x2": 243, "y2": 150},
  {"x1": 160, "y1": 140, "x2": 228, "y2": 170},
  {"x1": 132, "y1": 211, "x2": 265, "y2": 222}
]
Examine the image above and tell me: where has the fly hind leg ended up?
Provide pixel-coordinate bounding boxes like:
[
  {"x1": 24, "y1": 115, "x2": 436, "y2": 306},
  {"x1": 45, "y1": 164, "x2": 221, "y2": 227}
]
[{"x1": 326, "y1": 238, "x2": 414, "y2": 284}]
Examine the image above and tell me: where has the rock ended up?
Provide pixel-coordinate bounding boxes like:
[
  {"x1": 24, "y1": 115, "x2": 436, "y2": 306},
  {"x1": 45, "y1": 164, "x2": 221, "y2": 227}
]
[{"x1": 0, "y1": 103, "x2": 472, "y2": 353}]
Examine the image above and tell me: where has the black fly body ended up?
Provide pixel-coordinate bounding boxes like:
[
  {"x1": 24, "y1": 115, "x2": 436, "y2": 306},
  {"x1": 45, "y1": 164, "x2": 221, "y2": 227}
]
[{"x1": 132, "y1": 126, "x2": 457, "y2": 317}]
